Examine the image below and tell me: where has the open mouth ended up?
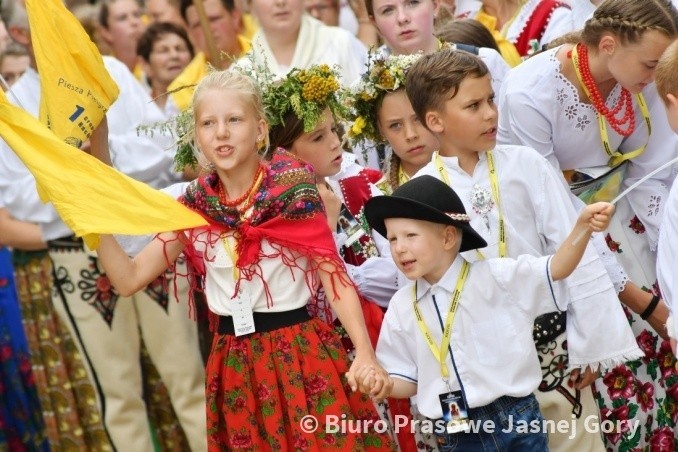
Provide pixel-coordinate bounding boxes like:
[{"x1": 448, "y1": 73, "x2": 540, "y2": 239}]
[{"x1": 482, "y1": 127, "x2": 497, "y2": 137}]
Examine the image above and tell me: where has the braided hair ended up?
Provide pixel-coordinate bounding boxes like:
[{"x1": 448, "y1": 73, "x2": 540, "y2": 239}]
[
  {"x1": 583, "y1": 0, "x2": 678, "y2": 45},
  {"x1": 549, "y1": 0, "x2": 678, "y2": 48}
]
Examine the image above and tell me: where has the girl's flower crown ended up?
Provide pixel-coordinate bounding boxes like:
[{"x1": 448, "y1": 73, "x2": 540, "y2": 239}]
[
  {"x1": 342, "y1": 52, "x2": 424, "y2": 145},
  {"x1": 139, "y1": 59, "x2": 346, "y2": 170},
  {"x1": 260, "y1": 63, "x2": 346, "y2": 133}
]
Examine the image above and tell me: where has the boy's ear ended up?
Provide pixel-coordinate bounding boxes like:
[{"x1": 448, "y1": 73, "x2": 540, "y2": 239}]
[
  {"x1": 425, "y1": 110, "x2": 444, "y2": 134},
  {"x1": 442, "y1": 225, "x2": 459, "y2": 250},
  {"x1": 666, "y1": 93, "x2": 678, "y2": 108}
]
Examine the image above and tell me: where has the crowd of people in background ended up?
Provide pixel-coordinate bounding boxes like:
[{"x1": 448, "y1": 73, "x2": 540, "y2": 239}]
[{"x1": 0, "y1": 0, "x2": 678, "y2": 451}]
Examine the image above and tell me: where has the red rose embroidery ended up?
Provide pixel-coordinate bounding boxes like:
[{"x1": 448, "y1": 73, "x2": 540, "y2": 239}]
[
  {"x1": 603, "y1": 366, "x2": 637, "y2": 400},
  {"x1": 305, "y1": 374, "x2": 328, "y2": 396},
  {"x1": 636, "y1": 330, "x2": 657, "y2": 361},
  {"x1": 649, "y1": 426, "x2": 674, "y2": 452},
  {"x1": 600, "y1": 405, "x2": 630, "y2": 444},
  {"x1": 636, "y1": 381, "x2": 655, "y2": 412},
  {"x1": 230, "y1": 433, "x2": 253, "y2": 449},
  {"x1": 628, "y1": 216, "x2": 646, "y2": 234},
  {"x1": 605, "y1": 233, "x2": 622, "y2": 253}
]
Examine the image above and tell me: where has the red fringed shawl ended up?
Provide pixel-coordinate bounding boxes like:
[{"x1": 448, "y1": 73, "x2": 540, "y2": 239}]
[{"x1": 176, "y1": 149, "x2": 351, "y2": 328}]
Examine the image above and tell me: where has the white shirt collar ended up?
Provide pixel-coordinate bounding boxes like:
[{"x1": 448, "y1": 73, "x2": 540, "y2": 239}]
[{"x1": 414, "y1": 256, "x2": 466, "y2": 302}]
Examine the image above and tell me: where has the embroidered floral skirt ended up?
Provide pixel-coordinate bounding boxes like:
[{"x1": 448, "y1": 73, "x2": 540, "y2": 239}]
[
  {"x1": 594, "y1": 198, "x2": 678, "y2": 451},
  {"x1": 205, "y1": 317, "x2": 396, "y2": 451},
  {"x1": 0, "y1": 247, "x2": 48, "y2": 450},
  {"x1": 12, "y1": 250, "x2": 112, "y2": 450}
]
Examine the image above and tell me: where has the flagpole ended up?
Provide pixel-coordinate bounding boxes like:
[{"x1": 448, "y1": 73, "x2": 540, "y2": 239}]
[{"x1": 192, "y1": 0, "x2": 222, "y2": 68}]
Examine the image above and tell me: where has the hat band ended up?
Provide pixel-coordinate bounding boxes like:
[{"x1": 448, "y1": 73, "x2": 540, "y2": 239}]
[{"x1": 445, "y1": 212, "x2": 471, "y2": 222}]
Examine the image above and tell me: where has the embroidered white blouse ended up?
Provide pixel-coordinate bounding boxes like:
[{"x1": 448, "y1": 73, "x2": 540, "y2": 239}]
[
  {"x1": 454, "y1": 0, "x2": 573, "y2": 49},
  {"x1": 497, "y1": 47, "x2": 678, "y2": 250},
  {"x1": 377, "y1": 254, "x2": 567, "y2": 418},
  {"x1": 239, "y1": 15, "x2": 368, "y2": 86},
  {"x1": 414, "y1": 146, "x2": 642, "y2": 369},
  {"x1": 193, "y1": 230, "x2": 314, "y2": 315}
]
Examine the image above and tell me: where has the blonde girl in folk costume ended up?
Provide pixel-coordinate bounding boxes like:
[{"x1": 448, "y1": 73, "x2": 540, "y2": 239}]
[
  {"x1": 239, "y1": 0, "x2": 368, "y2": 85},
  {"x1": 453, "y1": 0, "x2": 574, "y2": 66},
  {"x1": 345, "y1": 53, "x2": 438, "y2": 197},
  {"x1": 258, "y1": 63, "x2": 413, "y2": 449},
  {"x1": 93, "y1": 69, "x2": 396, "y2": 451},
  {"x1": 498, "y1": 0, "x2": 678, "y2": 448}
]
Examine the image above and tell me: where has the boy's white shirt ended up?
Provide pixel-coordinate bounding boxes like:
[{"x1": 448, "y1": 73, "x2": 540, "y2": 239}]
[
  {"x1": 377, "y1": 253, "x2": 568, "y2": 418},
  {"x1": 657, "y1": 174, "x2": 678, "y2": 349},
  {"x1": 412, "y1": 145, "x2": 642, "y2": 369}
]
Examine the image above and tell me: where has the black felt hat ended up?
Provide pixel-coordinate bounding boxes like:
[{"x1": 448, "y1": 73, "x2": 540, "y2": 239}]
[{"x1": 365, "y1": 175, "x2": 488, "y2": 252}]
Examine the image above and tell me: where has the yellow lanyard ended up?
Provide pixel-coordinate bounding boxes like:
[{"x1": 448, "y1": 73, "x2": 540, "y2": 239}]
[
  {"x1": 412, "y1": 261, "x2": 470, "y2": 380},
  {"x1": 222, "y1": 235, "x2": 239, "y2": 280},
  {"x1": 571, "y1": 45, "x2": 651, "y2": 168},
  {"x1": 398, "y1": 165, "x2": 410, "y2": 186},
  {"x1": 434, "y1": 151, "x2": 506, "y2": 258}
]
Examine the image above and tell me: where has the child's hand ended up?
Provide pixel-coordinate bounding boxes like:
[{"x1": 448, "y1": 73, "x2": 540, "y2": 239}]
[
  {"x1": 316, "y1": 182, "x2": 342, "y2": 229},
  {"x1": 580, "y1": 202, "x2": 615, "y2": 232},
  {"x1": 352, "y1": 364, "x2": 394, "y2": 402}
]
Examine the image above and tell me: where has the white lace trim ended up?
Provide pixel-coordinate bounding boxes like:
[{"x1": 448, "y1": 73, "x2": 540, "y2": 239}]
[
  {"x1": 568, "y1": 345, "x2": 644, "y2": 372},
  {"x1": 549, "y1": 51, "x2": 623, "y2": 134}
]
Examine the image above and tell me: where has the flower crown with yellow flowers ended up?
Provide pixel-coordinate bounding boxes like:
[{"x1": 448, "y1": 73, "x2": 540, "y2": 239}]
[
  {"x1": 140, "y1": 60, "x2": 346, "y2": 171},
  {"x1": 342, "y1": 52, "x2": 424, "y2": 145},
  {"x1": 260, "y1": 63, "x2": 345, "y2": 133}
]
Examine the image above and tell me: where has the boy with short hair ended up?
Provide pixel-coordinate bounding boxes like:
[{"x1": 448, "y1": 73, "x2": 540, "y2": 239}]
[
  {"x1": 361, "y1": 175, "x2": 615, "y2": 449},
  {"x1": 654, "y1": 39, "x2": 678, "y2": 352},
  {"x1": 400, "y1": 48, "x2": 641, "y2": 451}
]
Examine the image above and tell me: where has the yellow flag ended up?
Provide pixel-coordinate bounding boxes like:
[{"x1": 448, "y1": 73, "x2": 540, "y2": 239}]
[
  {"x1": 0, "y1": 91, "x2": 208, "y2": 250},
  {"x1": 26, "y1": 0, "x2": 120, "y2": 148}
]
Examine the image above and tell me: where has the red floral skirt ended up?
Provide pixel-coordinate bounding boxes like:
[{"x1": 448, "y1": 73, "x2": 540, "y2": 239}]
[{"x1": 205, "y1": 317, "x2": 395, "y2": 451}]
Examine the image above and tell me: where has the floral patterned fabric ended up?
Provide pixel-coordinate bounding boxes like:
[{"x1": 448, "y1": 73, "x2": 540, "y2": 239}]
[
  {"x1": 13, "y1": 250, "x2": 113, "y2": 450},
  {"x1": 205, "y1": 317, "x2": 395, "y2": 451},
  {"x1": 0, "y1": 247, "x2": 48, "y2": 451},
  {"x1": 593, "y1": 198, "x2": 678, "y2": 451}
]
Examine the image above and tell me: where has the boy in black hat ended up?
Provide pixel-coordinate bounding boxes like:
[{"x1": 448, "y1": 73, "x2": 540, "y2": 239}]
[{"x1": 359, "y1": 175, "x2": 615, "y2": 450}]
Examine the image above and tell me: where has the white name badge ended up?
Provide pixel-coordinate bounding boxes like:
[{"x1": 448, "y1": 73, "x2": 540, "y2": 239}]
[{"x1": 232, "y1": 286, "x2": 255, "y2": 336}]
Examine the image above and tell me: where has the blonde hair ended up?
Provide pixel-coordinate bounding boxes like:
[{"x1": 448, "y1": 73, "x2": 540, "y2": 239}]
[
  {"x1": 189, "y1": 69, "x2": 270, "y2": 166},
  {"x1": 656, "y1": 39, "x2": 678, "y2": 103}
]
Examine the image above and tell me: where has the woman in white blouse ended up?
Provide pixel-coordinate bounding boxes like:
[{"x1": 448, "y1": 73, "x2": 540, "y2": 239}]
[
  {"x1": 498, "y1": 0, "x2": 678, "y2": 449},
  {"x1": 239, "y1": 0, "x2": 368, "y2": 85}
]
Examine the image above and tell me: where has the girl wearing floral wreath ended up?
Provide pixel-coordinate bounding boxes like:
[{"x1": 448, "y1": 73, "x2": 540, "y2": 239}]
[
  {"x1": 345, "y1": 53, "x2": 438, "y2": 196},
  {"x1": 256, "y1": 62, "x2": 413, "y2": 450},
  {"x1": 93, "y1": 68, "x2": 395, "y2": 451},
  {"x1": 498, "y1": 0, "x2": 678, "y2": 448}
]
